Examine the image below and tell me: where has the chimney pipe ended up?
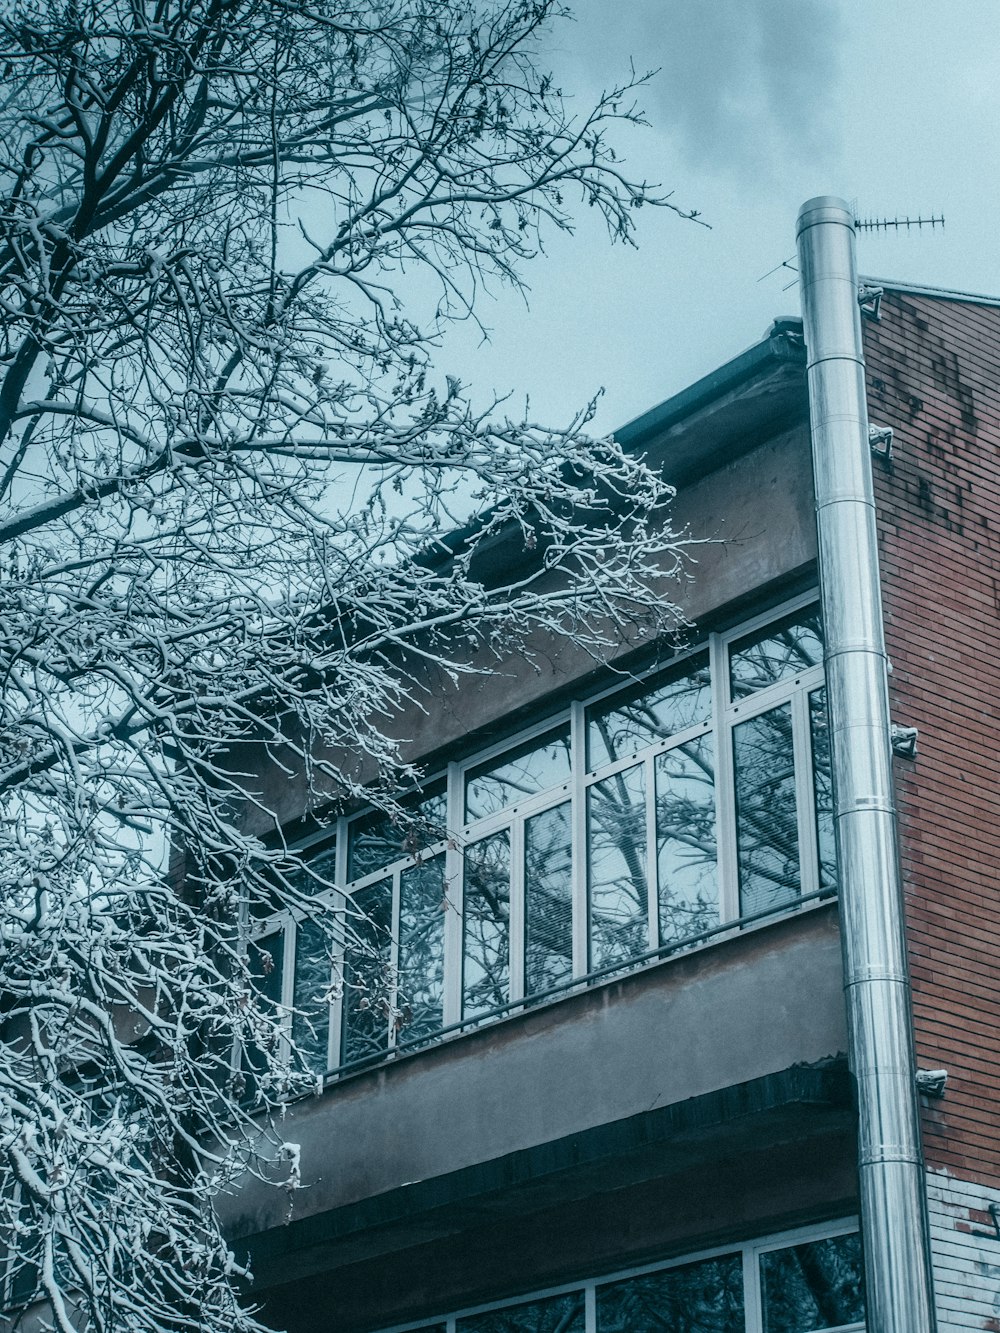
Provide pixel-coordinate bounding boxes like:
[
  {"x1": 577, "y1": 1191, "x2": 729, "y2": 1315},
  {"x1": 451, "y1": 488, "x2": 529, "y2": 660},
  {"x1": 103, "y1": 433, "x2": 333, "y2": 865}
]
[{"x1": 795, "y1": 196, "x2": 937, "y2": 1332}]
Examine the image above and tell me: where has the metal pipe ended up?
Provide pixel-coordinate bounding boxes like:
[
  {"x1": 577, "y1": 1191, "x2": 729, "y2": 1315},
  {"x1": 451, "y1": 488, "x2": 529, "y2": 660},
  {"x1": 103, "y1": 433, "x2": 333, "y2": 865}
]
[{"x1": 795, "y1": 196, "x2": 937, "y2": 1333}]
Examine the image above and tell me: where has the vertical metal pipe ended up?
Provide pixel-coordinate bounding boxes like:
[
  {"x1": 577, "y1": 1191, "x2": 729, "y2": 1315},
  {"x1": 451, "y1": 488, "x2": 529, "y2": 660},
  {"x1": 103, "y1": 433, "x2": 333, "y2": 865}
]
[{"x1": 795, "y1": 197, "x2": 937, "y2": 1333}]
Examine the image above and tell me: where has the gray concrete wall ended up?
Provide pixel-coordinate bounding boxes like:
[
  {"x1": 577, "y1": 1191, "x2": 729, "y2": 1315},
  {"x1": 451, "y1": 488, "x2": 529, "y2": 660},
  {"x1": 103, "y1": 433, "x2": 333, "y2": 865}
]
[{"x1": 225, "y1": 902, "x2": 845, "y2": 1239}]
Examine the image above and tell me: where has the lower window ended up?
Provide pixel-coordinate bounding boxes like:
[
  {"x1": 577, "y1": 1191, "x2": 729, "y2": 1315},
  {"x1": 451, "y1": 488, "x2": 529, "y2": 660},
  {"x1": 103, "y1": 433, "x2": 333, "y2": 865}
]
[{"x1": 374, "y1": 1224, "x2": 864, "y2": 1333}]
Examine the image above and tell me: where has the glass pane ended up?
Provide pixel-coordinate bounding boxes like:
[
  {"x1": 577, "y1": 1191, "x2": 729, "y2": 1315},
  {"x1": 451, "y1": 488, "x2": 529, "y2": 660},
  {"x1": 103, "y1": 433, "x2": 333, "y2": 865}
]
[
  {"x1": 348, "y1": 787, "x2": 446, "y2": 882},
  {"x1": 465, "y1": 726, "x2": 571, "y2": 823},
  {"x1": 243, "y1": 930, "x2": 285, "y2": 1083},
  {"x1": 458, "y1": 1291, "x2": 585, "y2": 1333},
  {"x1": 587, "y1": 655, "x2": 712, "y2": 770},
  {"x1": 463, "y1": 832, "x2": 511, "y2": 1018},
  {"x1": 588, "y1": 765, "x2": 649, "y2": 969},
  {"x1": 292, "y1": 917, "x2": 330, "y2": 1074},
  {"x1": 810, "y1": 689, "x2": 836, "y2": 891},
  {"x1": 655, "y1": 736, "x2": 718, "y2": 945},
  {"x1": 249, "y1": 930, "x2": 285, "y2": 1008},
  {"x1": 729, "y1": 606, "x2": 824, "y2": 700},
  {"x1": 734, "y1": 703, "x2": 800, "y2": 917},
  {"x1": 255, "y1": 843, "x2": 338, "y2": 919},
  {"x1": 524, "y1": 802, "x2": 573, "y2": 995},
  {"x1": 341, "y1": 881, "x2": 392, "y2": 1065},
  {"x1": 294, "y1": 837, "x2": 337, "y2": 896},
  {"x1": 597, "y1": 1252, "x2": 744, "y2": 1332},
  {"x1": 416, "y1": 786, "x2": 448, "y2": 832},
  {"x1": 760, "y1": 1233, "x2": 864, "y2": 1331},
  {"x1": 348, "y1": 810, "x2": 401, "y2": 881},
  {"x1": 397, "y1": 856, "x2": 446, "y2": 1044}
]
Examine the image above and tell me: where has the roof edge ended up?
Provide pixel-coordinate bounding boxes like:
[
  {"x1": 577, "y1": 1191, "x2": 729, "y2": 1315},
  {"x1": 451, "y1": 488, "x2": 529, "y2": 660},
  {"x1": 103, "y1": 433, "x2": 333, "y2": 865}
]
[
  {"x1": 615, "y1": 317, "x2": 805, "y2": 451},
  {"x1": 862, "y1": 275, "x2": 1000, "y2": 309}
]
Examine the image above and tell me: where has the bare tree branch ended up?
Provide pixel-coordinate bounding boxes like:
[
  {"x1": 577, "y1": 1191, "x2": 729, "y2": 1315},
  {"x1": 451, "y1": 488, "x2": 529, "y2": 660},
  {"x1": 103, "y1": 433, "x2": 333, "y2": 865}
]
[{"x1": 0, "y1": 3, "x2": 699, "y2": 1331}]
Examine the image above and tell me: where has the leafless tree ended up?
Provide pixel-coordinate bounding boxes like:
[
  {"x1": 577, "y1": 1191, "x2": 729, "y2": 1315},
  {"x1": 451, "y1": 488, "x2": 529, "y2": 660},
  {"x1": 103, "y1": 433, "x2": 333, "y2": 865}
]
[{"x1": 0, "y1": 2, "x2": 696, "y2": 1329}]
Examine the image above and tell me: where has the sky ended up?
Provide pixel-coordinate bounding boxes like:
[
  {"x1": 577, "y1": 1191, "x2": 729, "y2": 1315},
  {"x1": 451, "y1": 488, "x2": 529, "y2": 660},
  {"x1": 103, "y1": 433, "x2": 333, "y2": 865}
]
[{"x1": 435, "y1": 0, "x2": 1000, "y2": 439}]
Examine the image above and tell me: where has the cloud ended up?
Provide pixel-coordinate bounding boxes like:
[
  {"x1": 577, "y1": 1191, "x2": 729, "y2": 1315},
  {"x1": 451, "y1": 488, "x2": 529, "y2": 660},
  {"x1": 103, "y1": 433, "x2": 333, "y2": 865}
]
[{"x1": 556, "y1": 0, "x2": 844, "y2": 182}]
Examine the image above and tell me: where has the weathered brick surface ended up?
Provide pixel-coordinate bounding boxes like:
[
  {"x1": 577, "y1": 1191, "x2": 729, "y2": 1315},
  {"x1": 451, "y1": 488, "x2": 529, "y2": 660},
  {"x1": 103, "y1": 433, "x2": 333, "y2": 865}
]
[
  {"x1": 926, "y1": 1170, "x2": 1000, "y2": 1332},
  {"x1": 865, "y1": 291, "x2": 1000, "y2": 1186}
]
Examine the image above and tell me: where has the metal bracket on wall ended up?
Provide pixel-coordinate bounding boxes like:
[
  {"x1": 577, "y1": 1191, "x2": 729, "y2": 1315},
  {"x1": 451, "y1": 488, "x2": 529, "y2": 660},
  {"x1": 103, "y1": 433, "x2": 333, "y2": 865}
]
[
  {"x1": 891, "y1": 725, "x2": 918, "y2": 759},
  {"x1": 858, "y1": 284, "x2": 884, "y2": 320},
  {"x1": 915, "y1": 1068, "x2": 946, "y2": 1097},
  {"x1": 971, "y1": 1203, "x2": 1000, "y2": 1241},
  {"x1": 869, "y1": 425, "x2": 894, "y2": 461}
]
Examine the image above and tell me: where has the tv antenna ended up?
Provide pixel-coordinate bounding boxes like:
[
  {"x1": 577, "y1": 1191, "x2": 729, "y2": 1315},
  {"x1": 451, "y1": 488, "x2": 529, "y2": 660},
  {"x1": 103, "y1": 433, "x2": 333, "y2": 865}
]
[
  {"x1": 854, "y1": 213, "x2": 945, "y2": 232},
  {"x1": 756, "y1": 204, "x2": 946, "y2": 291}
]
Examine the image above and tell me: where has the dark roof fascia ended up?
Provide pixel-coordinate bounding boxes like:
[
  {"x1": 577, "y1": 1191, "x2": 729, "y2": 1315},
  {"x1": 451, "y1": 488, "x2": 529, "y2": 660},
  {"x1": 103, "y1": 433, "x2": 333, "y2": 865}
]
[{"x1": 614, "y1": 317, "x2": 805, "y2": 454}]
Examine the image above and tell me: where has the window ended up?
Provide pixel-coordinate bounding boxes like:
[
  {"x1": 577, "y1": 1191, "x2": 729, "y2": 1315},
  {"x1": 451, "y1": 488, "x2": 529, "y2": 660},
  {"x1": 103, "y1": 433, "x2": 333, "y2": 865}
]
[
  {"x1": 585, "y1": 653, "x2": 715, "y2": 969},
  {"x1": 243, "y1": 836, "x2": 339, "y2": 1080},
  {"x1": 340, "y1": 787, "x2": 448, "y2": 1064},
  {"x1": 596, "y1": 1251, "x2": 743, "y2": 1331},
  {"x1": 462, "y1": 726, "x2": 574, "y2": 1015},
  {"x1": 371, "y1": 1223, "x2": 863, "y2": 1333},
  {"x1": 758, "y1": 1233, "x2": 864, "y2": 1332},
  {"x1": 728, "y1": 605, "x2": 832, "y2": 915},
  {"x1": 260, "y1": 595, "x2": 834, "y2": 1076}
]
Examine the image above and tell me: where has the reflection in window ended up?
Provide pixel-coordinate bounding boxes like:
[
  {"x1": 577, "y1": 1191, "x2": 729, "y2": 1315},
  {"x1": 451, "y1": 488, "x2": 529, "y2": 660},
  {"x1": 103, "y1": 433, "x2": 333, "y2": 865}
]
[
  {"x1": 525, "y1": 802, "x2": 573, "y2": 994},
  {"x1": 655, "y1": 736, "x2": 718, "y2": 944},
  {"x1": 463, "y1": 833, "x2": 511, "y2": 1017},
  {"x1": 349, "y1": 810, "x2": 403, "y2": 882},
  {"x1": 341, "y1": 881, "x2": 392, "y2": 1065},
  {"x1": 292, "y1": 917, "x2": 330, "y2": 1074},
  {"x1": 243, "y1": 930, "x2": 285, "y2": 1087},
  {"x1": 734, "y1": 703, "x2": 800, "y2": 916},
  {"x1": 597, "y1": 1252, "x2": 745, "y2": 1332},
  {"x1": 588, "y1": 765, "x2": 648, "y2": 969},
  {"x1": 293, "y1": 838, "x2": 337, "y2": 896},
  {"x1": 248, "y1": 932, "x2": 285, "y2": 1007},
  {"x1": 760, "y1": 1233, "x2": 864, "y2": 1331},
  {"x1": 810, "y1": 690, "x2": 836, "y2": 891},
  {"x1": 587, "y1": 656, "x2": 712, "y2": 770},
  {"x1": 457, "y1": 1292, "x2": 585, "y2": 1333},
  {"x1": 729, "y1": 608, "x2": 824, "y2": 700},
  {"x1": 348, "y1": 788, "x2": 446, "y2": 882},
  {"x1": 397, "y1": 856, "x2": 446, "y2": 1043},
  {"x1": 465, "y1": 727, "x2": 571, "y2": 823}
]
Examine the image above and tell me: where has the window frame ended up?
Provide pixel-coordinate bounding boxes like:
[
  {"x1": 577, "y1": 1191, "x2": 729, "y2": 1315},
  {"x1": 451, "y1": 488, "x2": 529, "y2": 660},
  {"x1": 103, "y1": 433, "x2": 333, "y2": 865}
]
[
  {"x1": 259, "y1": 590, "x2": 834, "y2": 1079},
  {"x1": 720, "y1": 602, "x2": 827, "y2": 916},
  {"x1": 341, "y1": 803, "x2": 451, "y2": 1061},
  {"x1": 243, "y1": 829, "x2": 343, "y2": 1077}
]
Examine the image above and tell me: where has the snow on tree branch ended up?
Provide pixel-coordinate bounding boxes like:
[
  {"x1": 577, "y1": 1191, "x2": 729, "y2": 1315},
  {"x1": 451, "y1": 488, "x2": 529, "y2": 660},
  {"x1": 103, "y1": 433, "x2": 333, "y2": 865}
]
[{"x1": 0, "y1": 2, "x2": 696, "y2": 1329}]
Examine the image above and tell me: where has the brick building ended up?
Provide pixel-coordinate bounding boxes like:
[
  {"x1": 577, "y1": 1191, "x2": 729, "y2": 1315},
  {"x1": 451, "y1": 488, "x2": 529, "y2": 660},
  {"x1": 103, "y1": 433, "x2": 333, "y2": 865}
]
[
  {"x1": 867, "y1": 276, "x2": 1000, "y2": 1328},
  {"x1": 224, "y1": 200, "x2": 1000, "y2": 1332}
]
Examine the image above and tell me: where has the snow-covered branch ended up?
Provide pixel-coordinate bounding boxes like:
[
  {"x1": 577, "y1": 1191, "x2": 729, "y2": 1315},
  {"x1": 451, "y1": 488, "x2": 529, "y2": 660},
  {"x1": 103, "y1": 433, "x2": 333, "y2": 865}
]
[{"x1": 0, "y1": 3, "x2": 698, "y2": 1330}]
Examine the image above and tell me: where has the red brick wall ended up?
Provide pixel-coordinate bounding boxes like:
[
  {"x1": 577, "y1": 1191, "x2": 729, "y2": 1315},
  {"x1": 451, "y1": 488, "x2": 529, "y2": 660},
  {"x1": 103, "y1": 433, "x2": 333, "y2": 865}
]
[{"x1": 865, "y1": 290, "x2": 1000, "y2": 1186}]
